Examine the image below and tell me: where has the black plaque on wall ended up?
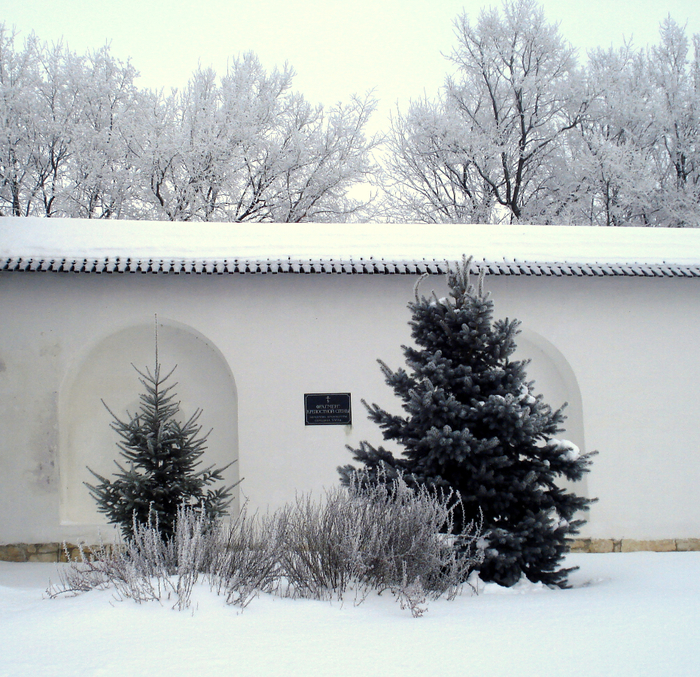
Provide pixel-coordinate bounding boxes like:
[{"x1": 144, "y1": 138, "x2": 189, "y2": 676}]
[{"x1": 304, "y1": 393, "x2": 352, "y2": 425}]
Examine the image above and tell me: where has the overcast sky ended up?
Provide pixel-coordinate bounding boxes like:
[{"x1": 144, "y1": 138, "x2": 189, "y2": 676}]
[{"x1": 2, "y1": 0, "x2": 699, "y2": 126}]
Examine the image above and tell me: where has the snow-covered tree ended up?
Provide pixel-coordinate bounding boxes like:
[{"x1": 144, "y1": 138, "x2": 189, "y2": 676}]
[
  {"x1": 0, "y1": 31, "x2": 142, "y2": 219},
  {"x1": 0, "y1": 27, "x2": 42, "y2": 217},
  {"x1": 648, "y1": 17, "x2": 700, "y2": 226},
  {"x1": 339, "y1": 257, "x2": 596, "y2": 587},
  {"x1": 381, "y1": 3, "x2": 700, "y2": 227},
  {"x1": 0, "y1": 28, "x2": 379, "y2": 222},
  {"x1": 64, "y1": 46, "x2": 143, "y2": 219},
  {"x1": 383, "y1": 0, "x2": 584, "y2": 224},
  {"x1": 561, "y1": 44, "x2": 659, "y2": 226},
  {"x1": 87, "y1": 356, "x2": 237, "y2": 540},
  {"x1": 382, "y1": 96, "x2": 495, "y2": 223},
  {"x1": 137, "y1": 54, "x2": 379, "y2": 222},
  {"x1": 564, "y1": 18, "x2": 700, "y2": 227}
]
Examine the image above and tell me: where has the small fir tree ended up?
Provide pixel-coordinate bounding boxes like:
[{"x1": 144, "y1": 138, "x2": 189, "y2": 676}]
[
  {"x1": 87, "y1": 355, "x2": 237, "y2": 540},
  {"x1": 339, "y1": 257, "x2": 596, "y2": 588}
]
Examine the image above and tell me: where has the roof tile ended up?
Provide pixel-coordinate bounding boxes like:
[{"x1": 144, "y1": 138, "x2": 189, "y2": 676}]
[{"x1": 3, "y1": 255, "x2": 700, "y2": 278}]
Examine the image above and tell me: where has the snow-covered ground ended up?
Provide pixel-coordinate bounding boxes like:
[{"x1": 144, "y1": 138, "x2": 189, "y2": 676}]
[{"x1": 1, "y1": 553, "x2": 698, "y2": 677}]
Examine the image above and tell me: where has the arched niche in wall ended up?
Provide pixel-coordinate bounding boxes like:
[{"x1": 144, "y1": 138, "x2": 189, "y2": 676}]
[
  {"x1": 59, "y1": 318, "x2": 239, "y2": 527},
  {"x1": 514, "y1": 327, "x2": 591, "y2": 507}
]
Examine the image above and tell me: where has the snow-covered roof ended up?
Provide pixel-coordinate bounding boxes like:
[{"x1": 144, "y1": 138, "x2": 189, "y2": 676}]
[{"x1": 2, "y1": 217, "x2": 700, "y2": 277}]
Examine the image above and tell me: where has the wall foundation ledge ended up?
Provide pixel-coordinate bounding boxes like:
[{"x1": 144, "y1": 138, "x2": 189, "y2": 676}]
[
  {"x1": 0, "y1": 543, "x2": 85, "y2": 562},
  {"x1": 570, "y1": 538, "x2": 700, "y2": 553},
  {"x1": 3, "y1": 539, "x2": 700, "y2": 562}
]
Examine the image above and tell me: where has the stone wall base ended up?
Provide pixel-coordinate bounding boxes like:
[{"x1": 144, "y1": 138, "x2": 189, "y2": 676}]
[
  {"x1": 569, "y1": 538, "x2": 700, "y2": 553},
  {"x1": 1, "y1": 538, "x2": 699, "y2": 562},
  {"x1": 0, "y1": 543, "x2": 91, "y2": 563}
]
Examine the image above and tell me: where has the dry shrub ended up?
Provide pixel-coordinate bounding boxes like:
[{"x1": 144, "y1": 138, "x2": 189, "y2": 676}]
[
  {"x1": 48, "y1": 474, "x2": 483, "y2": 616},
  {"x1": 208, "y1": 505, "x2": 283, "y2": 608}
]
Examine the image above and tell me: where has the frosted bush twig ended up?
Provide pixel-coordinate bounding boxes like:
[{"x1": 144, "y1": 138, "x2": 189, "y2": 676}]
[{"x1": 48, "y1": 476, "x2": 483, "y2": 615}]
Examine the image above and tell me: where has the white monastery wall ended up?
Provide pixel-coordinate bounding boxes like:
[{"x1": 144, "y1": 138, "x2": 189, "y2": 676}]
[
  {"x1": 0, "y1": 268, "x2": 698, "y2": 545},
  {"x1": 487, "y1": 275, "x2": 700, "y2": 540}
]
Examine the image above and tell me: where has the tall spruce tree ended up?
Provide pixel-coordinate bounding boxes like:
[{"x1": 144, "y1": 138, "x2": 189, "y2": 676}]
[
  {"x1": 339, "y1": 257, "x2": 596, "y2": 587},
  {"x1": 87, "y1": 353, "x2": 237, "y2": 540}
]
